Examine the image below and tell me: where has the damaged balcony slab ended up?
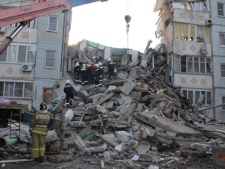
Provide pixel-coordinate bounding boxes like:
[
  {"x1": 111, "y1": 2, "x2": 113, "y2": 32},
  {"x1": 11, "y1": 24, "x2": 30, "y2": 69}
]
[{"x1": 136, "y1": 111, "x2": 201, "y2": 136}]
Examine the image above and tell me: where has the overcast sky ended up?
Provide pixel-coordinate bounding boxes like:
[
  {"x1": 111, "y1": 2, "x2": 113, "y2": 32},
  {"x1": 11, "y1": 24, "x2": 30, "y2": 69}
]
[{"x1": 68, "y1": 0, "x2": 160, "y2": 53}]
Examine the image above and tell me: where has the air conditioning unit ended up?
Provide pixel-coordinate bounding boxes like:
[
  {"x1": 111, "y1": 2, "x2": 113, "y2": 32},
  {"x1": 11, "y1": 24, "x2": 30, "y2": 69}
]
[
  {"x1": 205, "y1": 19, "x2": 212, "y2": 26},
  {"x1": 0, "y1": 26, "x2": 6, "y2": 33},
  {"x1": 22, "y1": 64, "x2": 33, "y2": 72}
]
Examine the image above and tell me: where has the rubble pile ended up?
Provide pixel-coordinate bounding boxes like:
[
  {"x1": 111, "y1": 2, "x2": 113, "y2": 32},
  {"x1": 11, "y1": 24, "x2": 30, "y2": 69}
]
[{"x1": 0, "y1": 44, "x2": 225, "y2": 168}]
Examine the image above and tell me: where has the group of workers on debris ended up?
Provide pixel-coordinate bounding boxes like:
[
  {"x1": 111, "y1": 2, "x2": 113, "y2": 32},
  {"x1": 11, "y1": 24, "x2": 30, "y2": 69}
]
[{"x1": 73, "y1": 56, "x2": 116, "y2": 86}]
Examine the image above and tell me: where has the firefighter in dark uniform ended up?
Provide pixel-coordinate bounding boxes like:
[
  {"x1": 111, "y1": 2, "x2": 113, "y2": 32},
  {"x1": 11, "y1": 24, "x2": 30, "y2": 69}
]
[
  {"x1": 74, "y1": 62, "x2": 81, "y2": 81},
  {"x1": 108, "y1": 58, "x2": 115, "y2": 79},
  {"x1": 64, "y1": 80, "x2": 75, "y2": 106},
  {"x1": 80, "y1": 63, "x2": 87, "y2": 85},
  {"x1": 87, "y1": 62, "x2": 96, "y2": 85},
  {"x1": 99, "y1": 62, "x2": 104, "y2": 84},
  {"x1": 29, "y1": 103, "x2": 53, "y2": 163},
  {"x1": 94, "y1": 64, "x2": 100, "y2": 85}
]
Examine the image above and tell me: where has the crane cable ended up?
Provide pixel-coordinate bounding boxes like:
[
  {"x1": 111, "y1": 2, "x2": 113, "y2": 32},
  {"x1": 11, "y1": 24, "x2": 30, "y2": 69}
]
[{"x1": 125, "y1": 0, "x2": 131, "y2": 50}]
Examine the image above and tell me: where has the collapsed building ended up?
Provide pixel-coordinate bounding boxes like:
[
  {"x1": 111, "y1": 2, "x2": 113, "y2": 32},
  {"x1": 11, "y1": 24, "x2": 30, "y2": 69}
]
[{"x1": 0, "y1": 36, "x2": 224, "y2": 168}]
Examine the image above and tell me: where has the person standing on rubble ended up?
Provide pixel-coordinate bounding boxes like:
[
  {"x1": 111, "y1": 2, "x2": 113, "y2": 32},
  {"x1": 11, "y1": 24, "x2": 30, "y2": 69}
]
[
  {"x1": 74, "y1": 62, "x2": 81, "y2": 81},
  {"x1": 64, "y1": 80, "x2": 76, "y2": 106},
  {"x1": 80, "y1": 63, "x2": 88, "y2": 85},
  {"x1": 29, "y1": 103, "x2": 53, "y2": 163},
  {"x1": 87, "y1": 62, "x2": 96, "y2": 85},
  {"x1": 107, "y1": 58, "x2": 115, "y2": 79},
  {"x1": 94, "y1": 64, "x2": 100, "y2": 85},
  {"x1": 99, "y1": 62, "x2": 104, "y2": 84}
]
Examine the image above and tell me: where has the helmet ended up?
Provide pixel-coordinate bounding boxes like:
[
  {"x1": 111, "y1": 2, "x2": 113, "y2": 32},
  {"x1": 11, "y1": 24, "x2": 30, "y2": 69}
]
[
  {"x1": 75, "y1": 62, "x2": 79, "y2": 66},
  {"x1": 107, "y1": 58, "x2": 111, "y2": 62},
  {"x1": 82, "y1": 63, "x2": 86, "y2": 69},
  {"x1": 95, "y1": 64, "x2": 99, "y2": 68},
  {"x1": 40, "y1": 103, "x2": 47, "y2": 110},
  {"x1": 98, "y1": 62, "x2": 102, "y2": 66},
  {"x1": 66, "y1": 79, "x2": 70, "y2": 84}
]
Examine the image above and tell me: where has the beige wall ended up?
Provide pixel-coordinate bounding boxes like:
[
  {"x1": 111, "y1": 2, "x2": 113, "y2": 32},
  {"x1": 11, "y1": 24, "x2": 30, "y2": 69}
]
[
  {"x1": 174, "y1": 74, "x2": 212, "y2": 89},
  {"x1": 174, "y1": 40, "x2": 211, "y2": 57},
  {"x1": 0, "y1": 63, "x2": 34, "y2": 80}
]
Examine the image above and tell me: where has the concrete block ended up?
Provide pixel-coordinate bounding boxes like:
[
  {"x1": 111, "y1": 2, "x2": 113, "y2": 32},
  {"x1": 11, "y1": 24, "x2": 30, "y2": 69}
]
[{"x1": 120, "y1": 79, "x2": 136, "y2": 95}]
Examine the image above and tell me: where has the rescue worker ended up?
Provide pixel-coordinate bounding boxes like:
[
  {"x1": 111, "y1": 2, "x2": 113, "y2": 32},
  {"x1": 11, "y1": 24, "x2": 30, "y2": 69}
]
[
  {"x1": 80, "y1": 63, "x2": 88, "y2": 85},
  {"x1": 107, "y1": 58, "x2": 115, "y2": 79},
  {"x1": 94, "y1": 64, "x2": 100, "y2": 85},
  {"x1": 99, "y1": 62, "x2": 104, "y2": 84},
  {"x1": 74, "y1": 62, "x2": 81, "y2": 81},
  {"x1": 29, "y1": 103, "x2": 53, "y2": 163},
  {"x1": 87, "y1": 62, "x2": 96, "y2": 85},
  {"x1": 63, "y1": 80, "x2": 75, "y2": 106}
]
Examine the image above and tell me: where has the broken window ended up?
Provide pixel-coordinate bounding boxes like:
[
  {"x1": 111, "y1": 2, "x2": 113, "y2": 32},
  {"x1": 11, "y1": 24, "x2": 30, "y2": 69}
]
[
  {"x1": 173, "y1": 1, "x2": 208, "y2": 11},
  {"x1": 218, "y1": 3, "x2": 224, "y2": 16},
  {"x1": 182, "y1": 89, "x2": 212, "y2": 105},
  {"x1": 219, "y1": 33, "x2": 225, "y2": 45},
  {"x1": 174, "y1": 23, "x2": 181, "y2": 39},
  {"x1": 175, "y1": 24, "x2": 211, "y2": 43},
  {"x1": 222, "y1": 96, "x2": 225, "y2": 111},
  {"x1": 45, "y1": 50, "x2": 55, "y2": 68},
  {"x1": 175, "y1": 55, "x2": 212, "y2": 74},
  {"x1": 48, "y1": 16, "x2": 58, "y2": 32},
  {"x1": 221, "y1": 64, "x2": 225, "y2": 77},
  {"x1": 181, "y1": 24, "x2": 188, "y2": 40},
  {"x1": 194, "y1": 57, "x2": 199, "y2": 73}
]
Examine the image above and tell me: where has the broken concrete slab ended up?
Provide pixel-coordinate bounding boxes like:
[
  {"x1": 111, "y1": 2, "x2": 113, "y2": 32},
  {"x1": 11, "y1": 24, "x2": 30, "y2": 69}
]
[{"x1": 120, "y1": 79, "x2": 136, "y2": 95}]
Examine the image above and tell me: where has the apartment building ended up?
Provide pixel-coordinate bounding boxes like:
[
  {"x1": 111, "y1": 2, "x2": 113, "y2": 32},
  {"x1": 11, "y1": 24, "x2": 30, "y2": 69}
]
[
  {"x1": 154, "y1": 0, "x2": 216, "y2": 118},
  {"x1": 0, "y1": 1, "x2": 71, "y2": 109}
]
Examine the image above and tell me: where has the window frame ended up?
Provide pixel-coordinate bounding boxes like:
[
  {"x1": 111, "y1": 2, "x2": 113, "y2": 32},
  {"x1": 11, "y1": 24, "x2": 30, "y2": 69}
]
[
  {"x1": 45, "y1": 50, "x2": 56, "y2": 68},
  {"x1": 222, "y1": 96, "x2": 225, "y2": 111},
  {"x1": 182, "y1": 88, "x2": 212, "y2": 106},
  {"x1": 221, "y1": 64, "x2": 225, "y2": 77},
  {"x1": 219, "y1": 32, "x2": 225, "y2": 46},
  {"x1": 0, "y1": 44, "x2": 36, "y2": 64},
  {"x1": 217, "y1": 2, "x2": 225, "y2": 17},
  {"x1": 47, "y1": 16, "x2": 58, "y2": 32},
  {"x1": 175, "y1": 55, "x2": 212, "y2": 74},
  {"x1": 0, "y1": 81, "x2": 33, "y2": 98}
]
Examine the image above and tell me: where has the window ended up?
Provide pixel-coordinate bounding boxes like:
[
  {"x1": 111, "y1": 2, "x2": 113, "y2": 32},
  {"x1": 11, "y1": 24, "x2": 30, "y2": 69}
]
[
  {"x1": 175, "y1": 55, "x2": 212, "y2": 74},
  {"x1": 218, "y1": 3, "x2": 224, "y2": 16},
  {"x1": 48, "y1": 16, "x2": 58, "y2": 32},
  {"x1": 0, "y1": 44, "x2": 36, "y2": 63},
  {"x1": 45, "y1": 50, "x2": 55, "y2": 68},
  {"x1": 222, "y1": 96, "x2": 225, "y2": 111},
  {"x1": 173, "y1": 1, "x2": 207, "y2": 11},
  {"x1": 0, "y1": 82, "x2": 32, "y2": 98},
  {"x1": 174, "y1": 23, "x2": 211, "y2": 43},
  {"x1": 182, "y1": 89, "x2": 212, "y2": 106},
  {"x1": 219, "y1": 33, "x2": 225, "y2": 46},
  {"x1": 221, "y1": 64, "x2": 225, "y2": 77}
]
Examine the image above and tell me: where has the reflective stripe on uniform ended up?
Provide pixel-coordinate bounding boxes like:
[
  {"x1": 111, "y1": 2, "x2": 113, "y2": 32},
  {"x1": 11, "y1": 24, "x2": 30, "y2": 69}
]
[
  {"x1": 32, "y1": 130, "x2": 47, "y2": 135},
  {"x1": 36, "y1": 114, "x2": 49, "y2": 119},
  {"x1": 32, "y1": 147, "x2": 45, "y2": 151}
]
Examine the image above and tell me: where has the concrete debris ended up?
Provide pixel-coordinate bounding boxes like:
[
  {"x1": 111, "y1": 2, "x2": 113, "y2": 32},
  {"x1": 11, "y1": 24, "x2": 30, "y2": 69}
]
[{"x1": 1, "y1": 41, "x2": 225, "y2": 169}]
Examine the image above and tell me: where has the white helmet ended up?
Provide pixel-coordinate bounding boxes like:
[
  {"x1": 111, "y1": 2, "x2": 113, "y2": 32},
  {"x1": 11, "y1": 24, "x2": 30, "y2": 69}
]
[
  {"x1": 95, "y1": 64, "x2": 99, "y2": 68},
  {"x1": 66, "y1": 80, "x2": 70, "y2": 84},
  {"x1": 98, "y1": 62, "x2": 102, "y2": 66},
  {"x1": 107, "y1": 58, "x2": 111, "y2": 62}
]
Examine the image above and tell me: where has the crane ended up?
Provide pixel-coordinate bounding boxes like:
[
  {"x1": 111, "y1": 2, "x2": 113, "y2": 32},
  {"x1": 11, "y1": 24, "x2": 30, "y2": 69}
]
[{"x1": 0, "y1": 0, "x2": 108, "y2": 54}]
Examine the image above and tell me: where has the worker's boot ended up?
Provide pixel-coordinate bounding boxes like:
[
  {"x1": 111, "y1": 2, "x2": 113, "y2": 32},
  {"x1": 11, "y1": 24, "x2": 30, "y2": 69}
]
[{"x1": 39, "y1": 156, "x2": 44, "y2": 163}]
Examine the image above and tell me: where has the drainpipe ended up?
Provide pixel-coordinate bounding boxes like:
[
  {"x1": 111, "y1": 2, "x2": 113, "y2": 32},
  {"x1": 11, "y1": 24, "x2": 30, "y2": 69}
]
[{"x1": 0, "y1": 136, "x2": 18, "y2": 148}]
